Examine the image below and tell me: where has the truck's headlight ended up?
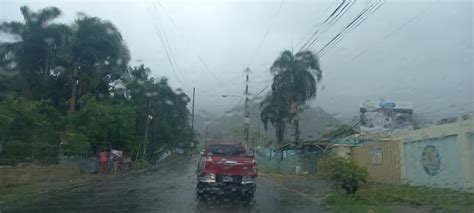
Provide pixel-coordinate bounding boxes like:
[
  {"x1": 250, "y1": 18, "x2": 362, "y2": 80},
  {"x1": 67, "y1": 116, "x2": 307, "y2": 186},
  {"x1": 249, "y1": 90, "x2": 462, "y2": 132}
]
[
  {"x1": 242, "y1": 176, "x2": 256, "y2": 184},
  {"x1": 209, "y1": 173, "x2": 216, "y2": 180},
  {"x1": 198, "y1": 173, "x2": 216, "y2": 183}
]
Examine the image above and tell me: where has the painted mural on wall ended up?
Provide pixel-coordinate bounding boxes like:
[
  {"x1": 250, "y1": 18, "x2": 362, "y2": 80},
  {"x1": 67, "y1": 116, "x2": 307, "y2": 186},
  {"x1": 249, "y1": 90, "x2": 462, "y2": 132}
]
[
  {"x1": 360, "y1": 99, "x2": 413, "y2": 133},
  {"x1": 422, "y1": 145, "x2": 441, "y2": 176}
]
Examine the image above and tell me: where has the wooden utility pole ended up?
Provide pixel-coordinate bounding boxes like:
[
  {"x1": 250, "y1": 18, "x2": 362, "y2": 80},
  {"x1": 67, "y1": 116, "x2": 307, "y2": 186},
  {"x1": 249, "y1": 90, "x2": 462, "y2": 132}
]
[
  {"x1": 205, "y1": 124, "x2": 209, "y2": 146},
  {"x1": 244, "y1": 68, "x2": 250, "y2": 149}
]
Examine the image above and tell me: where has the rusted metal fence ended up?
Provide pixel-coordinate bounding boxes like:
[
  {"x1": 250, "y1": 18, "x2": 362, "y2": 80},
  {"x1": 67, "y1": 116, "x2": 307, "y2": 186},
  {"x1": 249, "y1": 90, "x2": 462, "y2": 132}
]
[{"x1": 351, "y1": 140, "x2": 402, "y2": 184}]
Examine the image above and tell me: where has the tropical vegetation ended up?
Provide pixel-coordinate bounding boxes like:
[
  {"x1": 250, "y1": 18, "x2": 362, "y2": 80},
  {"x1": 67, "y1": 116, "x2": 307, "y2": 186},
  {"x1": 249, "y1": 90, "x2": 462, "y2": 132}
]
[
  {"x1": 0, "y1": 6, "x2": 194, "y2": 165},
  {"x1": 260, "y1": 50, "x2": 322, "y2": 145}
]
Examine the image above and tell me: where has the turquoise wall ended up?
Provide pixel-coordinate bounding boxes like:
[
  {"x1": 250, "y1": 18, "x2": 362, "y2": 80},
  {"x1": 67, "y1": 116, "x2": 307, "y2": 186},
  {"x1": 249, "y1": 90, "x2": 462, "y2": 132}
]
[{"x1": 404, "y1": 135, "x2": 464, "y2": 189}]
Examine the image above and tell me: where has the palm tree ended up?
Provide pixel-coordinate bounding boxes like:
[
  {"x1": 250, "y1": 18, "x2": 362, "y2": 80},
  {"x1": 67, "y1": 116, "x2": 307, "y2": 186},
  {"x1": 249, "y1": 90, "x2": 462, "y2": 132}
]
[
  {"x1": 65, "y1": 15, "x2": 130, "y2": 111},
  {"x1": 260, "y1": 95, "x2": 288, "y2": 145},
  {"x1": 0, "y1": 6, "x2": 69, "y2": 99},
  {"x1": 261, "y1": 50, "x2": 322, "y2": 144}
]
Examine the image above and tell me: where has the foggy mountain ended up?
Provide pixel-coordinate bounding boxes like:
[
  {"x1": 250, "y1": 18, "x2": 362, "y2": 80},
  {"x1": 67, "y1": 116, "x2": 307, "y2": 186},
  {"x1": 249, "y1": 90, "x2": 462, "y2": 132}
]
[{"x1": 193, "y1": 102, "x2": 341, "y2": 144}]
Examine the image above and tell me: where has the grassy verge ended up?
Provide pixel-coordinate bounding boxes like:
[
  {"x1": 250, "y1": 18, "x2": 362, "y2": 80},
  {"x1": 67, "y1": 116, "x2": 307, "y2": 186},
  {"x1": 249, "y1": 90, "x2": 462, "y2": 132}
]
[
  {"x1": 324, "y1": 183, "x2": 474, "y2": 212},
  {"x1": 0, "y1": 155, "x2": 183, "y2": 207},
  {"x1": 0, "y1": 173, "x2": 108, "y2": 207}
]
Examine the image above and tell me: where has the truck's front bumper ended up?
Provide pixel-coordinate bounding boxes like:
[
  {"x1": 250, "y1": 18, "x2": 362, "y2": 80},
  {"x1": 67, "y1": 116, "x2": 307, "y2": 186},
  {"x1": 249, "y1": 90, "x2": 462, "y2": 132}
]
[{"x1": 197, "y1": 176, "x2": 256, "y2": 195}]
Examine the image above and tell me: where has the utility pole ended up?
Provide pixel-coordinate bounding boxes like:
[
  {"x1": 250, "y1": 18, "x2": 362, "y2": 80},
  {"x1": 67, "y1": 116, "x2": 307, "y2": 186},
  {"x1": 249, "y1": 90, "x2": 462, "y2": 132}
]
[
  {"x1": 252, "y1": 135, "x2": 255, "y2": 156},
  {"x1": 205, "y1": 124, "x2": 209, "y2": 146},
  {"x1": 143, "y1": 100, "x2": 152, "y2": 160},
  {"x1": 244, "y1": 68, "x2": 250, "y2": 150},
  {"x1": 257, "y1": 121, "x2": 260, "y2": 147},
  {"x1": 191, "y1": 87, "x2": 195, "y2": 143}
]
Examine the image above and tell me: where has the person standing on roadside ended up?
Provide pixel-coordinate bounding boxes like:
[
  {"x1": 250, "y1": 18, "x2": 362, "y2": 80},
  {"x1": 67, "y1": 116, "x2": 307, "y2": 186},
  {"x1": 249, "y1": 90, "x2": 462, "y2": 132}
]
[
  {"x1": 110, "y1": 149, "x2": 123, "y2": 174},
  {"x1": 98, "y1": 148, "x2": 109, "y2": 175}
]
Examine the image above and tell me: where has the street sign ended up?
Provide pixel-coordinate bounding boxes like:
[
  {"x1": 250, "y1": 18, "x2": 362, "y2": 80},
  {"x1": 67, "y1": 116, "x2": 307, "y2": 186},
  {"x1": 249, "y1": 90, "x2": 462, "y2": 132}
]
[{"x1": 371, "y1": 146, "x2": 382, "y2": 165}]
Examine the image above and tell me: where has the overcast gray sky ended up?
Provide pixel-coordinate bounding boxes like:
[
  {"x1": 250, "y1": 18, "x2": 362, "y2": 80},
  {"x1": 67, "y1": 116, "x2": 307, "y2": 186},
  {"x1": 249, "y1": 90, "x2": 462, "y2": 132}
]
[{"x1": 1, "y1": 0, "x2": 472, "y2": 122}]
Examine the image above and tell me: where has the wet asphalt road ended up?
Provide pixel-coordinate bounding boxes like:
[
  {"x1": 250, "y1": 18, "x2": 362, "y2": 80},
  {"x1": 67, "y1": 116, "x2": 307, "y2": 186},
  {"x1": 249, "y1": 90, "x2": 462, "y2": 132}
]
[{"x1": 3, "y1": 156, "x2": 326, "y2": 213}]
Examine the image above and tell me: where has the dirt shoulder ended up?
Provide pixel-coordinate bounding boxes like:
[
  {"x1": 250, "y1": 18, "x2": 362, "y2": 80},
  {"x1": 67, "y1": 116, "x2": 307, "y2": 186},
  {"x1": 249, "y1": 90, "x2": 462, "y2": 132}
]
[{"x1": 0, "y1": 172, "x2": 108, "y2": 207}]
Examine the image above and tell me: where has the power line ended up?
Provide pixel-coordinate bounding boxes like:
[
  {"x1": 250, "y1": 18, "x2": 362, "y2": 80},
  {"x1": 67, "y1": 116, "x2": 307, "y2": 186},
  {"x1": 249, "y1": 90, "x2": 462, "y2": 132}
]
[
  {"x1": 349, "y1": 0, "x2": 436, "y2": 62},
  {"x1": 247, "y1": 0, "x2": 285, "y2": 68},
  {"x1": 298, "y1": 0, "x2": 348, "y2": 50},
  {"x1": 254, "y1": 84, "x2": 271, "y2": 98},
  {"x1": 326, "y1": 0, "x2": 356, "y2": 30},
  {"x1": 246, "y1": 83, "x2": 271, "y2": 112},
  {"x1": 146, "y1": 1, "x2": 191, "y2": 94},
  {"x1": 295, "y1": 0, "x2": 337, "y2": 52},
  {"x1": 156, "y1": 0, "x2": 177, "y2": 27},
  {"x1": 153, "y1": 0, "x2": 238, "y2": 93},
  {"x1": 196, "y1": 54, "x2": 231, "y2": 93},
  {"x1": 228, "y1": 72, "x2": 246, "y2": 82},
  {"x1": 382, "y1": 1, "x2": 436, "y2": 40},
  {"x1": 299, "y1": 0, "x2": 386, "y2": 55},
  {"x1": 318, "y1": 0, "x2": 385, "y2": 57},
  {"x1": 152, "y1": 2, "x2": 179, "y2": 68},
  {"x1": 318, "y1": 1, "x2": 376, "y2": 54},
  {"x1": 306, "y1": 0, "x2": 356, "y2": 50},
  {"x1": 298, "y1": 0, "x2": 352, "y2": 52}
]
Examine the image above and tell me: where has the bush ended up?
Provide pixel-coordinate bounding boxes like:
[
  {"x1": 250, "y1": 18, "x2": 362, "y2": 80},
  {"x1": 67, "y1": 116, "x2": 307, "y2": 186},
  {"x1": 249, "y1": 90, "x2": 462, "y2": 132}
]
[{"x1": 319, "y1": 154, "x2": 368, "y2": 195}]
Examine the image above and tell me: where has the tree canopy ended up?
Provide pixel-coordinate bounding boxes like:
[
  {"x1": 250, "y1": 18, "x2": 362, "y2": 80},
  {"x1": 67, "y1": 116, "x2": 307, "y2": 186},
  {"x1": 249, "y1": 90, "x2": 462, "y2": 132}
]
[
  {"x1": 0, "y1": 6, "x2": 194, "y2": 165},
  {"x1": 260, "y1": 50, "x2": 322, "y2": 145}
]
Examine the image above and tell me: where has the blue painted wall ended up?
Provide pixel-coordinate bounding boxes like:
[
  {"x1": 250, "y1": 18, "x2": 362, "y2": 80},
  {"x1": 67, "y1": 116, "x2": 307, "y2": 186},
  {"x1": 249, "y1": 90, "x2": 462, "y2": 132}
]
[{"x1": 404, "y1": 135, "x2": 464, "y2": 190}]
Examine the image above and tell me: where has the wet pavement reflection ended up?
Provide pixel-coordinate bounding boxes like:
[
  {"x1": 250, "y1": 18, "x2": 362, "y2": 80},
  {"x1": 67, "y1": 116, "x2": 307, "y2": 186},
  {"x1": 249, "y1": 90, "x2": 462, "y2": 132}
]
[{"x1": 3, "y1": 156, "x2": 326, "y2": 213}]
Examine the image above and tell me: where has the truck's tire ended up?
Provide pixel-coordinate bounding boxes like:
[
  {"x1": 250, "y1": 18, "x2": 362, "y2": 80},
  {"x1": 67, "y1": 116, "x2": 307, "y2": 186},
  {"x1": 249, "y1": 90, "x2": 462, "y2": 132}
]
[{"x1": 241, "y1": 190, "x2": 254, "y2": 201}]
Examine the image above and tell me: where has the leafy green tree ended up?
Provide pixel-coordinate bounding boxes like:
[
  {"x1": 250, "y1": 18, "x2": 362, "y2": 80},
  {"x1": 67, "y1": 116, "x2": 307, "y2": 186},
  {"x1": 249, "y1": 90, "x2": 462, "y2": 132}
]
[
  {"x1": 121, "y1": 65, "x2": 192, "y2": 161},
  {"x1": 64, "y1": 95, "x2": 137, "y2": 156},
  {"x1": 261, "y1": 50, "x2": 322, "y2": 144},
  {"x1": 260, "y1": 95, "x2": 288, "y2": 145},
  {"x1": 0, "y1": 6, "x2": 193, "y2": 164},
  {"x1": 0, "y1": 97, "x2": 61, "y2": 164},
  {"x1": 61, "y1": 15, "x2": 130, "y2": 111},
  {"x1": 0, "y1": 6, "x2": 70, "y2": 100}
]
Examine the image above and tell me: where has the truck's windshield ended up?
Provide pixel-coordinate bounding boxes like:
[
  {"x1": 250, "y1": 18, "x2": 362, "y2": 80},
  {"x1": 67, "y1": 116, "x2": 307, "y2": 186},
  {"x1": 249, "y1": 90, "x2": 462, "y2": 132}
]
[{"x1": 205, "y1": 144, "x2": 245, "y2": 157}]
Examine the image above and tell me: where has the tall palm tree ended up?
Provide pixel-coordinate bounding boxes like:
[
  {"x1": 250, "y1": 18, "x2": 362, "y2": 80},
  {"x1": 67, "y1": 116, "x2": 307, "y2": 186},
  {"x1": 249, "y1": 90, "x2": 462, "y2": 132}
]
[
  {"x1": 65, "y1": 15, "x2": 130, "y2": 111},
  {"x1": 261, "y1": 50, "x2": 322, "y2": 144},
  {"x1": 0, "y1": 6, "x2": 69, "y2": 99},
  {"x1": 260, "y1": 94, "x2": 288, "y2": 145}
]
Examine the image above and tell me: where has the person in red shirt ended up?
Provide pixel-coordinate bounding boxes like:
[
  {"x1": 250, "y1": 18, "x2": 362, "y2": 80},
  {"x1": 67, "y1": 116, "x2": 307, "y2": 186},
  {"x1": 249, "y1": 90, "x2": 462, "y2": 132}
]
[{"x1": 98, "y1": 148, "x2": 109, "y2": 175}]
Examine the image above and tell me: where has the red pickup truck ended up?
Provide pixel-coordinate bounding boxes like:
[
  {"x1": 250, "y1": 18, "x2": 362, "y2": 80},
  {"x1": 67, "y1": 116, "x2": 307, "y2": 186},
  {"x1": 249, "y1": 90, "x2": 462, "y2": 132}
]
[{"x1": 196, "y1": 143, "x2": 257, "y2": 199}]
